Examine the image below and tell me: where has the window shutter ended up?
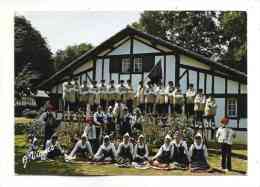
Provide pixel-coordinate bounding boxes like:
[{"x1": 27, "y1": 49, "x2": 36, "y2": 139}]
[
  {"x1": 143, "y1": 55, "x2": 155, "y2": 72},
  {"x1": 110, "y1": 56, "x2": 121, "y2": 73},
  {"x1": 239, "y1": 94, "x2": 247, "y2": 118}
]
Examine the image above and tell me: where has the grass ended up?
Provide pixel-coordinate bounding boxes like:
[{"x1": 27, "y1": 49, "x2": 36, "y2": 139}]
[
  {"x1": 15, "y1": 117, "x2": 34, "y2": 124},
  {"x1": 15, "y1": 134, "x2": 247, "y2": 176}
]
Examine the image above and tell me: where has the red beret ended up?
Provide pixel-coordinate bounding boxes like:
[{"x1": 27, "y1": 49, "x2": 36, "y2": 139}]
[{"x1": 220, "y1": 117, "x2": 229, "y2": 125}]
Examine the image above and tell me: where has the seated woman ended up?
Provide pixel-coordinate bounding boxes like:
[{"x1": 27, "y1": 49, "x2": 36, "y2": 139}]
[
  {"x1": 171, "y1": 131, "x2": 189, "y2": 169},
  {"x1": 116, "y1": 133, "x2": 134, "y2": 166},
  {"x1": 151, "y1": 134, "x2": 173, "y2": 168},
  {"x1": 93, "y1": 135, "x2": 117, "y2": 163},
  {"x1": 44, "y1": 134, "x2": 65, "y2": 159},
  {"x1": 189, "y1": 133, "x2": 210, "y2": 171},
  {"x1": 65, "y1": 135, "x2": 93, "y2": 161},
  {"x1": 133, "y1": 134, "x2": 149, "y2": 164}
]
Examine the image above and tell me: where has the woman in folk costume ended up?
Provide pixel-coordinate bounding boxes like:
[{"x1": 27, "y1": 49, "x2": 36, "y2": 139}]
[
  {"x1": 107, "y1": 80, "x2": 117, "y2": 107},
  {"x1": 65, "y1": 135, "x2": 93, "y2": 161},
  {"x1": 144, "y1": 81, "x2": 156, "y2": 114},
  {"x1": 104, "y1": 106, "x2": 116, "y2": 137},
  {"x1": 119, "y1": 107, "x2": 133, "y2": 137},
  {"x1": 126, "y1": 79, "x2": 135, "y2": 114},
  {"x1": 99, "y1": 80, "x2": 108, "y2": 111},
  {"x1": 171, "y1": 131, "x2": 189, "y2": 168},
  {"x1": 135, "y1": 81, "x2": 145, "y2": 113},
  {"x1": 93, "y1": 135, "x2": 117, "y2": 162},
  {"x1": 216, "y1": 117, "x2": 235, "y2": 172},
  {"x1": 189, "y1": 133, "x2": 210, "y2": 171},
  {"x1": 155, "y1": 81, "x2": 167, "y2": 115},
  {"x1": 194, "y1": 89, "x2": 206, "y2": 128},
  {"x1": 116, "y1": 133, "x2": 134, "y2": 165},
  {"x1": 173, "y1": 84, "x2": 184, "y2": 115},
  {"x1": 166, "y1": 81, "x2": 175, "y2": 114},
  {"x1": 204, "y1": 95, "x2": 217, "y2": 129},
  {"x1": 133, "y1": 134, "x2": 149, "y2": 164},
  {"x1": 185, "y1": 84, "x2": 196, "y2": 118},
  {"x1": 89, "y1": 81, "x2": 99, "y2": 112},
  {"x1": 62, "y1": 81, "x2": 72, "y2": 111},
  {"x1": 79, "y1": 80, "x2": 89, "y2": 111},
  {"x1": 44, "y1": 134, "x2": 65, "y2": 160},
  {"x1": 152, "y1": 134, "x2": 173, "y2": 167},
  {"x1": 118, "y1": 80, "x2": 128, "y2": 103}
]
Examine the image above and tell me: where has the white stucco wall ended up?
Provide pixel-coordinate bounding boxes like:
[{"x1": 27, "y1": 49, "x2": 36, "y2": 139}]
[
  {"x1": 133, "y1": 39, "x2": 159, "y2": 54},
  {"x1": 206, "y1": 74, "x2": 212, "y2": 94},
  {"x1": 95, "y1": 59, "x2": 103, "y2": 82},
  {"x1": 227, "y1": 80, "x2": 239, "y2": 93},
  {"x1": 188, "y1": 70, "x2": 197, "y2": 91},
  {"x1": 165, "y1": 55, "x2": 175, "y2": 84},
  {"x1": 214, "y1": 76, "x2": 225, "y2": 93},
  {"x1": 103, "y1": 58, "x2": 110, "y2": 82}
]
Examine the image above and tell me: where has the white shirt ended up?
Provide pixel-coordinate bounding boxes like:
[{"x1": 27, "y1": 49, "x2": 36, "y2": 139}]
[
  {"x1": 216, "y1": 127, "x2": 234, "y2": 145},
  {"x1": 153, "y1": 143, "x2": 173, "y2": 160},
  {"x1": 69, "y1": 140, "x2": 93, "y2": 157},
  {"x1": 95, "y1": 143, "x2": 117, "y2": 159},
  {"x1": 171, "y1": 140, "x2": 188, "y2": 155}
]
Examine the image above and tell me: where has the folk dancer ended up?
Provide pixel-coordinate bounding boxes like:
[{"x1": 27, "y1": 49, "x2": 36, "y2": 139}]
[
  {"x1": 118, "y1": 80, "x2": 128, "y2": 104},
  {"x1": 119, "y1": 107, "x2": 133, "y2": 137},
  {"x1": 135, "y1": 81, "x2": 145, "y2": 113},
  {"x1": 126, "y1": 79, "x2": 135, "y2": 114},
  {"x1": 216, "y1": 117, "x2": 235, "y2": 172},
  {"x1": 194, "y1": 89, "x2": 206, "y2": 128},
  {"x1": 65, "y1": 135, "x2": 93, "y2": 161},
  {"x1": 93, "y1": 135, "x2": 117, "y2": 162},
  {"x1": 189, "y1": 133, "x2": 210, "y2": 171},
  {"x1": 99, "y1": 80, "x2": 108, "y2": 111},
  {"x1": 89, "y1": 81, "x2": 99, "y2": 112},
  {"x1": 205, "y1": 95, "x2": 217, "y2": 139},
  {"x1": 185, "y1": 84, "x2": 196, "y2": 118},
  {"x1": 107, "y1": 80, "x2": 117, "y2": 107},
  {"x1": 133, "y1": 134, "x2": 149, "y2": 164},
  {"x1": 145, "y1": 81, "x2": 156, "y2": 114},
  {"x1": 93, "y1": 105, "x2": 105, "y2": 149},
  {"x1": 131, "y1": 107, "x2": 144, "y2": 139},
  {"x1": 173, "y1": 84, "x2": 184, "y2": 115},
  {"x1": 79, "y1": 80, "x2": 89, "y2": 111},
  {"x1": 166, "y1": 81, "x2": 175, "y2": 114},
  {"x1": 171, "y1": 131, "x2": 189, "y2": 168},
  {"x1": 152, "y1": 134, "x2": 173, "y2": 168},
  {"x1": 62, "y1": 81, "x2": 73, "y2": 112},
  {"x1": 155, "y1": 82, "x2": 167, "y2": 115},
  {"x1": 104, "y1": 106, "x2": 116, "y2": 137},
  {"x1": 116, "y1": 133, "x2": 134, "y2": 165},
  {"x1": 83, "y1": 115, "x2": 98, "y2": 154}
]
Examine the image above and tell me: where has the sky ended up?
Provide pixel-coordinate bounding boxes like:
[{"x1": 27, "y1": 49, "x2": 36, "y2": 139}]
[{"x1": 17, "y1": 11, "x2": 141, "y2": 54}]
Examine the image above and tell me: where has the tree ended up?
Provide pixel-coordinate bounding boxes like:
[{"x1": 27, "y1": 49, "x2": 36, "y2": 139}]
[
  {"x1": 52, "y1": 43, "x2": 93, "y2": 72},
  {"x1": 15, "y1": 16, "x2": 54, "y2": 86}
]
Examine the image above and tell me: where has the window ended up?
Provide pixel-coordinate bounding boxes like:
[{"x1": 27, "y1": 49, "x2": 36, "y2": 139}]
[
  {"x1": 133, "y1": 57, "x2": 143, "y2": 73},
  {"x1": 227, "y1": 98, "x2": 237, "y2": 117},
  {"x1": 121, "y1": 58, "x2": 130, "y2": 73}
]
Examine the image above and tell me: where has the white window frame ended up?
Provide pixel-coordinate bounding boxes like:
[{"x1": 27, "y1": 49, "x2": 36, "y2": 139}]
[
  {"x1": 227, "y1": 98, "x2": 237, "y2": 117},
  {"x1": 121, "y1": 58, "x2": 130, "y2": 73},
  {"x1": 133, "y1": 57, "x2": 143, "y2": 73}
]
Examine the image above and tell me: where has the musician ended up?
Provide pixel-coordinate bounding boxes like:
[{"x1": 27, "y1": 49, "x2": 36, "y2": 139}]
[
  {"x1": 173, "y1": 84, "x2": 184, "y2": 114},
  {"x1": 166, "y1": 81, "x2": 175, "y2": 114},
  {"x1": 186, "y1": 84, "x2": 196, "y2": 118},
  {"x1": 126, "y1": 79, "x2": 134, "y2": 114},
  {"x1": 79, "y1": 80, "x2": 89, "y2": 110},
  {"x1": 145, "y1": 81, "x2": 155, "y2": 114},
  {"x1": 99, "y1": 80, "x2": 108, "y2": 111},
  {"x1": 194, "y1": 89, "x2": 206, "y2": 128},
  {"x1": 107, "y1": 80, "x2": 117, "y2": 106},
  {"x1": 135, "y1": 81, "x2": 145, "y2": 113}
]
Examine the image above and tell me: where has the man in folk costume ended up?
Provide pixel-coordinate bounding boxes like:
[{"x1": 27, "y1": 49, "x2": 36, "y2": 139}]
[
  {"x1": 89, "y1": 80, "x2": 99, "y2": 112},
  {"x1": 93, "y1": 105, "x2": 105, "y2": 149},
  {"x1": 145, "y1": 81, "x2": 156, "y2": 114},
  {"x1": 99, "y1": 80, "x2": 108, "y2": 111},
  {"x1": 173, "y1": 84, "x2": 184, "y2": 115},
  {"x1": 83, "y1": 115, "x2": 99, "y2": 154},
  {"x1": 165, "y1": 81, "x2": 175, "y2": 114},
  {"x1": 189, "y1": 133, "x2": 210, "y2": 171},
  {"x1": 119, "y1": 107, "x2": 133, "y2": 137},
  {"x1": 152, "y1": 134, "x2": 173, "y2": 168},
  {"x1": 107, "y1": 80, "x2": 117, "y2": 107},
  {"x1": 116, "y1": 133, "x2": 134, "y2": 165},
  {"x1": 79, "y1": 80, "x2": 89, "y2": 111},
  {"x1": 194, "y1": 89, "x2": 206, "y2": 128},
  {"x1": 118, "y1": 80, "x2": 128, "y2": 103},
  {"x1": 135, "y1": 81, "x2": 145, "y2": 113},
  {"x1": 155, "y1": 81, "x2": 167, "y2": 115},
  {"x1": 126, "y1": 79, "x2": 134, "y2": 114},
  {"x1": 216, "y1": 117, "x2": 235, "y2": 172},
  {"x1": 104, "y1": 106, "x2": 116, "y2": 137},
  {"x1": 171, "y1": 131, "x2": 189, "y2": 168},
  {"x1": 65, "y1": 135, "x2": 93, "y2": 161},
  {"x1": 93, "y1": 135, "x2": 117, "y2": 163},
  {"x1": 133, "y1": 134, "x2": 149, "y2": 164},
  {"x1": 185, "y1": 84, "x2": 196, "y2": 118}
]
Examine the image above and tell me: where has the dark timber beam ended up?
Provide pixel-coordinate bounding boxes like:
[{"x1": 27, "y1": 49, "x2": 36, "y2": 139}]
[{"x1": 175, "y1": 54, "x2": 180, "y2": 86}]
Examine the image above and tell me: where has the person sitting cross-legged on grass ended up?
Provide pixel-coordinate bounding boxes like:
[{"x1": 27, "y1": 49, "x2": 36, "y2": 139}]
[
  {"x1": 116, "y1": 133, "x2": 134, "y2": 166},
  {"x1": 93, "y1": 135, "x2": 117, "y2": 163},
  {"x1": 151, "y1": 134, "x2": 173, "y2": 168},
  {"x1": 170, "y1": 131, "x2": 189, "y2": 169},
  {"x1": 22, "y1": 135, "x2": 40, "y2": 168},
  {"x1": 189, "y1": 133, "x2": 210, "y2": 172},
  {"x1": 65, "y1": 135, "x2": 93, "y2": 162},
  {"x1": 44, "y1": 134, "x2": 65, "y2": 160},
  {"x1": 133, "y1": 134, "x2": 149, "y2": 164}
]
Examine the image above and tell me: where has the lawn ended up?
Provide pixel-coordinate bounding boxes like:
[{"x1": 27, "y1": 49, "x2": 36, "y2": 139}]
[{"x1": 15, "y1": 134, "x2": 247, "y2": 176}]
